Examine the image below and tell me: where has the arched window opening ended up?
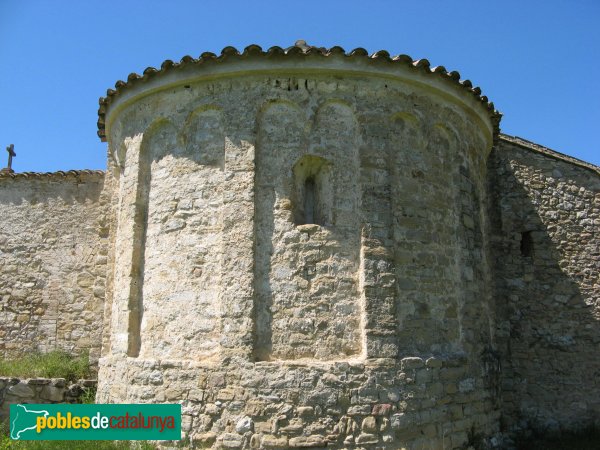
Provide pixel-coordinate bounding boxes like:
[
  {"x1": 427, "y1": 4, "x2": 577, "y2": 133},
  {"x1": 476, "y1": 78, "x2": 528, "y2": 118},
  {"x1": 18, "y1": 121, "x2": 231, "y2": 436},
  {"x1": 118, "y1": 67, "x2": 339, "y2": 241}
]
[{"x1": 292, "y1": 155, "x2": 332, "y2": 227}]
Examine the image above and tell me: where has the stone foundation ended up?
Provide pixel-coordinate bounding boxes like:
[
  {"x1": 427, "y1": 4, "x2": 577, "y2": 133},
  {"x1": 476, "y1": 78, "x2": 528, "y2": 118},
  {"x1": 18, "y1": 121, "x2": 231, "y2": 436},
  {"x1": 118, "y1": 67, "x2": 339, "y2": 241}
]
[
  {"x1": 0, "y1": 377, "x2": 97, "y2": 422},
  {"x1": 97, "y1": 356, "x2": 499, "y2": 448}
]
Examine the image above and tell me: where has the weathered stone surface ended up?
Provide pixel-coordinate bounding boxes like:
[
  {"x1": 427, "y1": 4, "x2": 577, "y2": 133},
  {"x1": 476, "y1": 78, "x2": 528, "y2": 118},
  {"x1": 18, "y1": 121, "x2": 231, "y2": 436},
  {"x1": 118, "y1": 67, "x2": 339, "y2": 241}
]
[
  {"x1": 288, "y1": 435, "x2": 326, "y2": 447},
  {"x1": 0, "y1": 171, "x2": 107, "y2": 362},
  {"x1": 235, "y1": 416, "x2": 253, "y2": 433},
  {"x1": 0, "y1": 43, "x2": 598, "y2": 450},
  {"x1": 297, "y1": 406, "x2": 314, "y2": 417},
  {"x1": 0, "y1": 378, "x2": 95, "y2": 419},
  {"x1": 490, "y1": 137, "x2": 600, "y2": 431},
  {"x1": 26, "y1": 378, "x2": 51, "y2": 386},
  {"x1": 193, "y1": 432, "x2": 217, "y2": 446},
  {"x1": 372, "y1": 404, "x2": 392, "y2": 416},
  {"x1": 356, "y1": 433, "x2": 379, "y2": 444},
  {"x1": 391, "y1": 413, "x2": 413, "y2": 430},
  {"x1": 221, "y1": 433, "x2": 243, "y2": 448},
  {"x1": 7, "y1": 383, "x2": 34, "y2": 398},
  {"x1": 40, "y1": 385, "x2": 64, "y2": 402},
  {"x1": 90, "y1": 58, "x2": 600, "y2": 449},
  {"x1": 361, "y1": 416, "x2": 377, "y2": 432},
  {"x1": 261, "y1": 435, "x2": 288, "y2": 448},
  {"x1": 347, "y1": 405, "x2": 372, "y2": 416},
  {"x1": 401, "y1": 357, "x2": 425, "y2": 370}
]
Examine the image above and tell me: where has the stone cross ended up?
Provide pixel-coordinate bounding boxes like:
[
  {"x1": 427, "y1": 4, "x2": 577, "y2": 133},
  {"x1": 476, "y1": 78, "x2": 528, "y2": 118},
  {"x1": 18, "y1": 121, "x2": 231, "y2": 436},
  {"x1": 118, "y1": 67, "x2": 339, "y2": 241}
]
[{"x1": 3, "y1": 144, "x2": 15, "y2": 173}]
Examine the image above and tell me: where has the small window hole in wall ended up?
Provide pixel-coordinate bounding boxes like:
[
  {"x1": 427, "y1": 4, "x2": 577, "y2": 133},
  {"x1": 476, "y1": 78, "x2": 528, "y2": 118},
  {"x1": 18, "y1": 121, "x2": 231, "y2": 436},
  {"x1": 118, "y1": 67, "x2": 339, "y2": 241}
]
[
  {"x1": 304, "y1": 176, "x2": 316, "y2": 225},
  {"x1": 520, "y1": 231, "x2": 534, "y2": 257},
  {"x1": 292, "y1": 155, "x2": 333, "y2": 227}
]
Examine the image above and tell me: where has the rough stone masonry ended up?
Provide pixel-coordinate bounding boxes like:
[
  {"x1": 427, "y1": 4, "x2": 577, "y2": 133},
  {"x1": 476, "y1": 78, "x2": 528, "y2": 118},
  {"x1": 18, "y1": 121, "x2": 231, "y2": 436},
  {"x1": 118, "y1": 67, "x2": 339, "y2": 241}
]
[{"x1": 0, "y1": 42, "x2": 598, "y2": 449}]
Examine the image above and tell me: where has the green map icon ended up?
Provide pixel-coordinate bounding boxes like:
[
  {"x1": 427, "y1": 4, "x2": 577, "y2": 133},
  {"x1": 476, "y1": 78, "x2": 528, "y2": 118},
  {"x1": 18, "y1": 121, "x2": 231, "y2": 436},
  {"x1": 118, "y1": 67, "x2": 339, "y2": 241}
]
[
  {"x1": 9, "y1": 403, "x2": 181, "y2": 440},
  {"x1": 10, "y1": 404, "x2": 49, "y2": 440}
]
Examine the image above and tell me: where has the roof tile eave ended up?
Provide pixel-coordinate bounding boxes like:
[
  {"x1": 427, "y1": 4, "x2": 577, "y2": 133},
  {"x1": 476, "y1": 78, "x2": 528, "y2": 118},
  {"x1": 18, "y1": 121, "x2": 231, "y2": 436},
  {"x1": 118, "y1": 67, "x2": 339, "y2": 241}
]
[
  {"x1": 0, "y1": 170, "x2": 105, "y2": 180},
  {"x1": 96, "y1": 41, "x2": 501, "y2": 142}
]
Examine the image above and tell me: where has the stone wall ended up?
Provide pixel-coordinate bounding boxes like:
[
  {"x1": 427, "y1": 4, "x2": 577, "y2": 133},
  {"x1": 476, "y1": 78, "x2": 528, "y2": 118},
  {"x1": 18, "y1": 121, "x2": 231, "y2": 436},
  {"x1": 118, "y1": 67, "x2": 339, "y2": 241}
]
[
  {"x1": 254, "y1": 100, "x2": 362, "y2": 361},
  {"x1": 490, "y1": 135, "x2": 600, "y2": 432},
  {"x1": 98, "y1": 355, "x2": 498, "y2": 449},
  {"x1": 0, "y1": 171, "x2": 108, "y2": 363},
  {"x1": 97, "y1": 68, "x2": 499, "y2": 449},
  {"x1": 0, "y1": 377, "x2": 96, "y2": 422}
]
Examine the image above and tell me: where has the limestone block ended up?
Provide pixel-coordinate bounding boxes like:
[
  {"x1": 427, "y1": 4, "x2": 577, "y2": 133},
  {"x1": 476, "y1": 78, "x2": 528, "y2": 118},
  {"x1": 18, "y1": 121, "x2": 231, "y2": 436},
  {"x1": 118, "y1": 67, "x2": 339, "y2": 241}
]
[
  {"x1": 391, "y1": 413, "x2": 415, "y2": 430},
  {"x1": 7, "y1": 383, "x2": 34, "y2": 398},
  {"x1": 288, "y1": 435, "x2": 326, "y2": 447},
  {"x1": 361, "y1": 416, "x2": 377, "y2": 432},
  {"x1": 236, "y1": 416, "x2": 253, "y2": 433},
  {"x1": 261, "y1": 435, "x2": 288, "y2": 448},
  {"x1": 372, "y1": 403, "x2": 392, "y2": 416},
  {"x1": 193, "y1": 432, "x2": 217, "y2": 446},
  {"x1": 296, "y1": 406, "x2": 314, "y2": 417},
  {"x1": 249, "y1": 434, "x2": 261, "y2": 448},
  {"x1": 356, "y1": 433, "x2": 379, "y2": 444},
  {"x1": 401, "y1": 357, "x2": 425, "y2": 370},
  {"x1": 40, "y1": 386, "x2": 64, "y2": 402},
  {"x1": 221, "y1": 433, "x2": 244, "y2": 448},
  {"x1": 347, "y1": 405, "x2": 371, "y2": 416}
]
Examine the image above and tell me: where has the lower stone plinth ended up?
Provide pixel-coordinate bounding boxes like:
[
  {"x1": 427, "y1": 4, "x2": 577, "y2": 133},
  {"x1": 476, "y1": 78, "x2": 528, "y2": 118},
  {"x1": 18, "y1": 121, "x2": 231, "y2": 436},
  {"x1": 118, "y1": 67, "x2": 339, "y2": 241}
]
[
  {"x1": 0, "y1": 377, "x2": 97, "y2": 421},
  {"x1": 97, "y1": 356, "x2": 500, "y2": 449}
]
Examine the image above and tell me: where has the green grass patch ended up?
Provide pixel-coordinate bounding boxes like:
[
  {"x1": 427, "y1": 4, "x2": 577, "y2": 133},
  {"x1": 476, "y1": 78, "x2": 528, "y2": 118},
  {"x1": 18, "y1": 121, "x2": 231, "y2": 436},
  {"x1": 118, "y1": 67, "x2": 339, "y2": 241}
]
[
  {"x1": 80, "y1": 385, "x2": 97, "y2": 404},
  {"x1": 0, "y1": 439, "x2": 156, "y2": 450},
  {"x1": 0, "y1": 423, "x2": 157, "y2": 450},
  {"x1": 0, "y1": 351, "x2": 91, "y2": 383}
]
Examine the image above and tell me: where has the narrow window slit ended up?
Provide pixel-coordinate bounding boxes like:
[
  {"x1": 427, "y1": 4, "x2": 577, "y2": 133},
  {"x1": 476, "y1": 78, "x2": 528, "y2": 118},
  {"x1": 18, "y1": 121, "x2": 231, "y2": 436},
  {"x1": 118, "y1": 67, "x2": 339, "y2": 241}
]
[
  {"x1": 520, "y1": 231, "x2": 534, "y2": 257},
  {"x1": 304, "y1": 176, "x2": 316, "y2": 225},
  {"x1": 292, "y1": 155, "x2": 331, "y2": 227}
]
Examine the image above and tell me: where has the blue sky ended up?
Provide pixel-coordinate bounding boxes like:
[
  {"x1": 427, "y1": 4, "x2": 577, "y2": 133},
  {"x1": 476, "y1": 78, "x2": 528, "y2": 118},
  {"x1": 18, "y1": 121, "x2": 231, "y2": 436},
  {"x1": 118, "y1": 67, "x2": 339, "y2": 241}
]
[{"x1": 0, "y1": 0, "x2": 598, "y2": 172}]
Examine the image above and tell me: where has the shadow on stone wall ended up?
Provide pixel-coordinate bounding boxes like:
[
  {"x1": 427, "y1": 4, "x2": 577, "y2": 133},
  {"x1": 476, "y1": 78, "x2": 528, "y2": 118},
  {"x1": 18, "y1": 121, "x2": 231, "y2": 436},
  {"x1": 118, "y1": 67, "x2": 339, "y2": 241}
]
[
  {"x1": 489, "y1": 143, "x2": 600, "y2": 433},
  {"x1": 252, "y1": 178, "x2": 275, "y2": 361}
]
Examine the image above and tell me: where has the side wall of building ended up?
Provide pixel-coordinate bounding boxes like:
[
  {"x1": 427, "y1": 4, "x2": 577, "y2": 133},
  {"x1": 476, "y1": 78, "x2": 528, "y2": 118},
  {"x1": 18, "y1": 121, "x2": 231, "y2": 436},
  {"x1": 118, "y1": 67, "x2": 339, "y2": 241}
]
[
  {"x1": 0, "y1": 172, "x2": 108, "y2": 364},
  {"x1": 490, "y1": 136, "x2": 600, "y2": 431}
]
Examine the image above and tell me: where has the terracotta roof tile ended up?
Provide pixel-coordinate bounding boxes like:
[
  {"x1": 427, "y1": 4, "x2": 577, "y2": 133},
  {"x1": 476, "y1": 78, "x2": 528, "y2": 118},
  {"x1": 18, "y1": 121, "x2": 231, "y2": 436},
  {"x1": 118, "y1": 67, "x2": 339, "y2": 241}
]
[
  {"x1": 0, "y1": 170, "x2": 104, "y2": 180},
  {"x1": 97, "y1": 41, "x2": 502, "y2": 142}
]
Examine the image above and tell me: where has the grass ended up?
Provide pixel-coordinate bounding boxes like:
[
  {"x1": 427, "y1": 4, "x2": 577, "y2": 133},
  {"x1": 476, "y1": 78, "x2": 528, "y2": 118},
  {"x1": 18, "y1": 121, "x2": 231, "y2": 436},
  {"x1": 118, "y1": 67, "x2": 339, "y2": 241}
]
[
  {"x1": 0, "y1": 352, "x2": 164, "y2": 449},
  {"x1": 0, "y1": 439, "x2": 157, "y2": 450},
  {"x1": 0, "y1": 424, "x2": 158, "y2": 450},
  {"x1": 0, "y1": 351, "x2": 91, "y2": 383},
  {"x1": 0, "y1": 423, "x2": 154, "y2": 450},
  {"x1": 80, "y1": 386, "x2": 97, "y2": 404}
]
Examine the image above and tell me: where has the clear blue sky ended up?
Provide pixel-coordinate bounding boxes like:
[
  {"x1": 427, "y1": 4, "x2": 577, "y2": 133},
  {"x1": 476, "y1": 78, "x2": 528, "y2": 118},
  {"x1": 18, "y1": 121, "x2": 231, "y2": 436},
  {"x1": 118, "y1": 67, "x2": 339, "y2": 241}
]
[{"x1": 0, "y1": 0, "x2": 598, "y2": 172}]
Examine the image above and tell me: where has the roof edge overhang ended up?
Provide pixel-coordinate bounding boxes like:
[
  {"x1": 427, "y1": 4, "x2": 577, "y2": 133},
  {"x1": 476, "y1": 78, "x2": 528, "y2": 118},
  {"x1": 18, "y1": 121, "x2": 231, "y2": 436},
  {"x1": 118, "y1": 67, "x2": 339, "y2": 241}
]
[
  {"x1": 98, "y1": 43, "x2": 501, "y2": 147},
  {"x1": 0, "y1": 169, "x2": 105, "y2": 180},
  {"x1": 499, "y1": 134, "x2": 600, "y2": 176}
]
